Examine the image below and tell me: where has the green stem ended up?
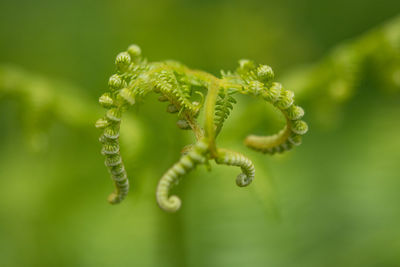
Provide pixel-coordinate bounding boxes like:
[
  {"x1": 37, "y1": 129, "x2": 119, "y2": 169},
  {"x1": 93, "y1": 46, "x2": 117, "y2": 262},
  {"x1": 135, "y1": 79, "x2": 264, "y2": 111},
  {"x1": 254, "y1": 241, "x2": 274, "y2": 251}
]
[{"x1": 204, "y1": 79, "x2": 219, "y2": 157}]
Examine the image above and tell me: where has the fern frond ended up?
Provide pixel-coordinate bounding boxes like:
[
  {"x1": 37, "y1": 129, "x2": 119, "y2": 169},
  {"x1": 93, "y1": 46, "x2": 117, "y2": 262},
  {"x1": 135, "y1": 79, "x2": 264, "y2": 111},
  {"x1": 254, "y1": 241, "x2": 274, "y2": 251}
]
[
  {"x1": 156, "y1": 139, "x2": 209, "y2": 212},
  {"x1": 151, "y1": 69, "x2": 200, "y2": 115},
  {"x1": 96, "y1": 44, "x2": 308, "y2": 211},
  {"x1": 215, "y1": 148, "x2": 256, "y2": 187},
  {"x1": 243, "y1": 80, "x2": 308, "y2": 154},
  {"x1": 214, "y1": 88, "x2": 237, "y2": 136}
]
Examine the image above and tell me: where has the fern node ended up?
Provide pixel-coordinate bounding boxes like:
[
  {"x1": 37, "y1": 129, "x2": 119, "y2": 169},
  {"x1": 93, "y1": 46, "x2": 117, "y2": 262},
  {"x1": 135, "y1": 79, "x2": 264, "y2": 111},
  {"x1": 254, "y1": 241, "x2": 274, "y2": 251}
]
[
  {"x1": 115, "y1": 52, "x2": 131, "y2": 71},
  {"x1": 257, "y1": 64, "x2": 274, "y2": 83},
  {"x1": 99, "y1": 93, "x2": 114, "y2": 108},
  {"x1": 119, "y1": 88, "x2": 136, "y2": 105},
  {"x1": 108, "y1": 74, "x2": 123, "y2": 90},
  {"x1": 264, "y1": 82, "x2": 282, "y2": 102},
  {"x1": 248, "y1": 81, "x2": 265, "y2": 95},
  {"x1": 291, "y1": 120, "x2": 309, "y2": 135},
  {"x1": 95, "y1": 118, "x2": 110, "y2": 129}
]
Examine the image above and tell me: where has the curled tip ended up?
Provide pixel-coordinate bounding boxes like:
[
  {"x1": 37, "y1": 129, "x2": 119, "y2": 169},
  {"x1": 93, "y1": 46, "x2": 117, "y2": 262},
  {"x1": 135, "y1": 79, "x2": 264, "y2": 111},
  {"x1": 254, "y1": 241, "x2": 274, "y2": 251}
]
[
  {"x1": 236, "y1": 173, "x2": 253, "y2": 187},
  {"x1": 119, "y1": 88, "x2": 136, "y2": 105},
  {"x1": 276, "y1": 90, "x2": 294, "y2": 110},
  {"x1": 291, "y1": 120, "x2": 308, "y2": 135},
  {"x1": 99, "y1": 93, "x2": 114, "y2": 108},
  {"x1": 157, "y1": 195, "x2": 182, "y2": 213},
  {"x1": 288, "y1": 134, "x2": 302, "y2": 146},
  {"x1": 248, "y1": 81, "x2": 264, "y2": 95},
  {"x1": 286, "y1": 105, "x2": 304, "y2": 120},
  {"x1": 103, "y1": 126, "x2": 119, "y2": 139},
  {"x1": 95, "y1": 118, "x2": 109, "y2": 129},
  {"x1": 238, "y1": 59, "x2": 256, "y2": 70},
  {"x1": 107, "y1": 193, "x2": 121, "y2": 204},
  {"x1": 264, "y1": 82, "x2": 282, "y2": 102},
  {"x1": 108, "y1": 74, "x2": 122, "y2": 90},
  {"x1": 127, "y1": 44, "x2": 142, "y2": 58},
  {"x1": 115, "y1": 52, "x2": 131, "y2": 70},
  {"x1": 106, "y1": 108, "x2": 122, "y2": 122},
  {"x1": 257, "y1": 64, "x2": 274, "y2": 82}
]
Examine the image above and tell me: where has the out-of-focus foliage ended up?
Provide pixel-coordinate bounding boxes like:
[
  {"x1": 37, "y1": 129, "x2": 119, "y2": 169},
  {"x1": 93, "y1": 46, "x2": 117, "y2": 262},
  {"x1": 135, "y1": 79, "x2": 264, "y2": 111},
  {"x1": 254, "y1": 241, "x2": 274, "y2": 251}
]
[
  {"x1": 283, "y1": 16, "x2": 400, "y2": 128},
  {"x1": 0, "y1": 0, "x2": 400, "y2": 267}
]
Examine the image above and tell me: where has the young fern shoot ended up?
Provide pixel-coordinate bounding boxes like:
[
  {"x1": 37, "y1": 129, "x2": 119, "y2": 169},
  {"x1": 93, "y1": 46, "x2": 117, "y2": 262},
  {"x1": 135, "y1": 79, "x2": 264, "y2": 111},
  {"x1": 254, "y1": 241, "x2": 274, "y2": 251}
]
[{"x1": 96, "y1": 45, "x2": 308, "y2": 212}]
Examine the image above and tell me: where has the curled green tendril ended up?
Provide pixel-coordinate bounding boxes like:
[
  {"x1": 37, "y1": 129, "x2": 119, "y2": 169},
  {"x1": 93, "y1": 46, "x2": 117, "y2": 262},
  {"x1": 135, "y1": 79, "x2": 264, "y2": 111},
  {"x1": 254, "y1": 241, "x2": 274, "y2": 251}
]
[
  {"x1": 215, "y1": 149, "x2": 255, "y2": 187},
  {"x1": 156, "y1": 139, "x2": 208, "y2": 212},
  {"x1": 96, "y1": 44, "x2": 308, "y2": 211}
]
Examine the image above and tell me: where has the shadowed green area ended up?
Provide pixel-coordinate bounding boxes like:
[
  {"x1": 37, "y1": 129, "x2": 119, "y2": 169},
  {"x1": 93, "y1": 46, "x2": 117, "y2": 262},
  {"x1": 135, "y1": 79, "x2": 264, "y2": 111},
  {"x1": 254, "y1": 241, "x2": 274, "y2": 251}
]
[{"x1": 1, "y1": 0, "x2": 400, "y2": 266}]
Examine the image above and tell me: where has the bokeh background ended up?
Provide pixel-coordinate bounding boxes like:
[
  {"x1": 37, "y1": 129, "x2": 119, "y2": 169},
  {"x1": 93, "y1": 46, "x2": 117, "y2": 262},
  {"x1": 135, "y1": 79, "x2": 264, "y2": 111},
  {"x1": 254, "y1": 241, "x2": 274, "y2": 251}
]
[{"x1": 1, "y1": 0, "x2": 400, "y2": 266}]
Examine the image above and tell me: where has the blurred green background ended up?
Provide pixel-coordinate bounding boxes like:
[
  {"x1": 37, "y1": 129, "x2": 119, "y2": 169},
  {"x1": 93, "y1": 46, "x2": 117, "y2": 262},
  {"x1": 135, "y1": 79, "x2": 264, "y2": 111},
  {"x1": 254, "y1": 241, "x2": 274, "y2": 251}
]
[{"x1": 1, "y1": 0, "x2": 400, "y2": 266}]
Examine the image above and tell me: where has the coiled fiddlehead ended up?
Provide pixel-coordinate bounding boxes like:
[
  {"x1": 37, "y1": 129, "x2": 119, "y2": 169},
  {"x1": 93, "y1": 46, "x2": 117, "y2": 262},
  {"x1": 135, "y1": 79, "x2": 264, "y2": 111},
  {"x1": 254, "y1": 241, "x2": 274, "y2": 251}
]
[
  {"x1": 231, "y1": 60, "x2": 309, "y2": 154},
  {"x1": 215, "y1": 149, "x2": 255, "y2": 187},
  {"x1": 156, "y1": 139, "x2": 209, "y2": 212},
  {"x1": 96, "y1": 44, "x2": 308, "y2": 211}
]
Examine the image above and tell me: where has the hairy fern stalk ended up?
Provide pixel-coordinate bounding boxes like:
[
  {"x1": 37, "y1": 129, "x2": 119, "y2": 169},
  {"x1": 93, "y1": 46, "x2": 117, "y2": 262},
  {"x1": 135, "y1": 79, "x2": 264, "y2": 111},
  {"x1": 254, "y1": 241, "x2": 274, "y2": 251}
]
[{"x1": 96, "y1": 45, "x2": 308, "y2": 212}]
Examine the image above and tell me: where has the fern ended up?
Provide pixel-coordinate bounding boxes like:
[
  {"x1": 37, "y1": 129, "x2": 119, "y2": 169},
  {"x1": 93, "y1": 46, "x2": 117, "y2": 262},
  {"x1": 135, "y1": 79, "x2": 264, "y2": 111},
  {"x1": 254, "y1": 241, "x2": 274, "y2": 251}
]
[
  {"x1": 214, "y1": 88, "x2": 237, "y2": 136},
  {"x1": 3, "y1": 16, "x2": 399, "y2": 213},
  {"x1": 96, "y1": 44, "x2": 308, "y2": 212}
]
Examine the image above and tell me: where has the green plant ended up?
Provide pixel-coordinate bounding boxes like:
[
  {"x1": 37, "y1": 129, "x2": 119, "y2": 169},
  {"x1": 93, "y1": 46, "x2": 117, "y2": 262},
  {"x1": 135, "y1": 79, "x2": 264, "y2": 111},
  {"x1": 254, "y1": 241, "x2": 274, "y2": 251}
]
[
  {"x1": 96, "y1": 45, "x2": 308, "y2": 212},
  {"x1": 2, "y1": 15, "x2": 398, "y2": 214}
]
